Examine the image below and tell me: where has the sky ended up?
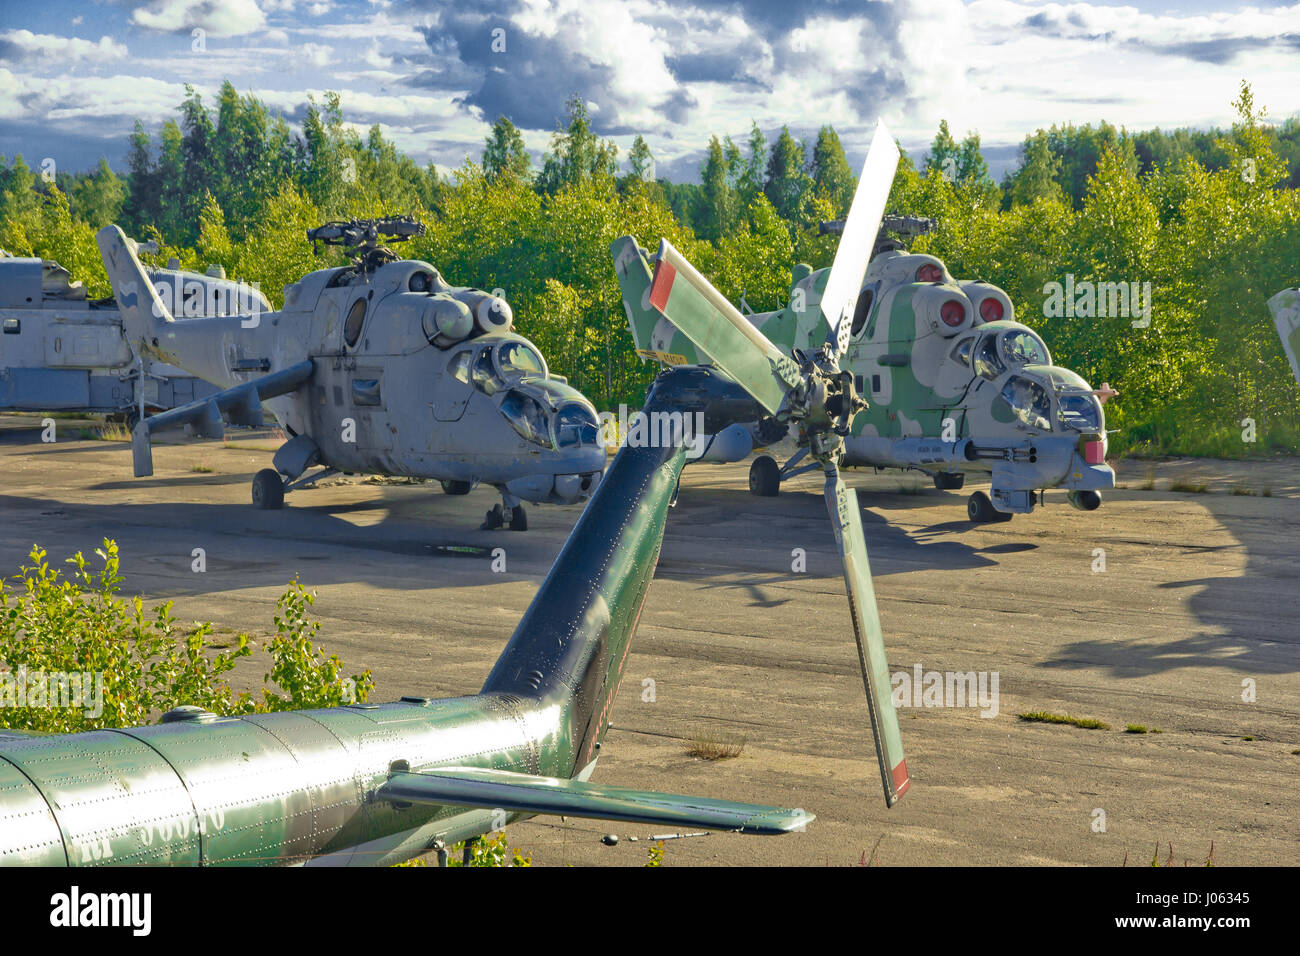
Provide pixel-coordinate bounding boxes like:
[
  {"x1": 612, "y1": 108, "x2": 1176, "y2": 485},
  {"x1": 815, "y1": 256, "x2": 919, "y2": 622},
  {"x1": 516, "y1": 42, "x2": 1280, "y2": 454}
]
[{"x1": 1, "y1": 0, "x2": 1298, "y2": 183}]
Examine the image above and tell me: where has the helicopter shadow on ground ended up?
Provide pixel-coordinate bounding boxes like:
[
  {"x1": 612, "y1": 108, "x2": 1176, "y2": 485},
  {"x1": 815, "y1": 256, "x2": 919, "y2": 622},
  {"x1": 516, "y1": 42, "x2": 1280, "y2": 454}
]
[
  {"x1": 1041, "y1": 494, "x2": 1300, "y2": 678},
  {"x1": 655, "y1": 482, "x2": 1008, "y2": 611},
  {"x1": 0, "y1": 489, "x2": 582, "y2": 601}
]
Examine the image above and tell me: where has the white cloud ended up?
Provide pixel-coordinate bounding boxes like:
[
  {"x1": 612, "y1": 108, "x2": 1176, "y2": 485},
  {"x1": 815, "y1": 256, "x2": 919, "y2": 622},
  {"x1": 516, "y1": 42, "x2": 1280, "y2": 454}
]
[
  {"x1": 130, "y1": 0, "x2": 268, "y2": 38},
  {"x1": 297, "y1": 42, "x2": 333, "y2": 68},
  {"x1": 0, "y1": 29, "x2": 129, "y2": 64}
]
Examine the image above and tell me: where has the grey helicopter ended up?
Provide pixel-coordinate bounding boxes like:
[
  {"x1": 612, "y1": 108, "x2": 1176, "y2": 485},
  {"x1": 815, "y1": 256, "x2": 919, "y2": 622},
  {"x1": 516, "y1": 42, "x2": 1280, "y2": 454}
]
[
  {"x1": 0, "y1": 241, "x2": 260, "y2": 420},
  {"x1": 96, "y1": 217, "x2": 606, "y2": 530}
]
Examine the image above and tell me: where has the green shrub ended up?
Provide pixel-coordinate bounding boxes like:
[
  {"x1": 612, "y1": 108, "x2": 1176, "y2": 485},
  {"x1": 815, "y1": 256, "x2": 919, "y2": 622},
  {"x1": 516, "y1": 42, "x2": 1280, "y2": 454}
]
[{"x1": 0, "y1": 540, "x2": 371, "y2": 733}]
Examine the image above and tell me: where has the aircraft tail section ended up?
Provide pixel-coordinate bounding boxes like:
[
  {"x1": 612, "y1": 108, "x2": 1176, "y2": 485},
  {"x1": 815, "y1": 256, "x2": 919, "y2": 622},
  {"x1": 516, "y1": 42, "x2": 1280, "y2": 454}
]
[
  {"x1": 611, "y1": 236, "x2": 660, "y2": 352},
  {"x1": 95, "y1": 225, "x2": 174, "y2": 360},
  {"x1": 612, "y1": 235, "x2": 700, "y2": 365},
  {"x1": 1268, "y1": 289, "x2": 1300, "y2": 392}
]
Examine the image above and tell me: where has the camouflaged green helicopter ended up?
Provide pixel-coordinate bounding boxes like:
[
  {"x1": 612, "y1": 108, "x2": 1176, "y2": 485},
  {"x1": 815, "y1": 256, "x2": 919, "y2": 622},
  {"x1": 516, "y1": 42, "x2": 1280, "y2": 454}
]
[{"x1": 615, "y1": 121, "x2": 1117, "y2": 523}]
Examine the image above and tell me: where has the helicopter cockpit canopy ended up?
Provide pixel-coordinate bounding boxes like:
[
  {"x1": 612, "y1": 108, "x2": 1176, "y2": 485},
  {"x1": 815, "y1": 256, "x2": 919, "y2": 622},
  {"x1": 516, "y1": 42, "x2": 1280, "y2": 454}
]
[
  {"x1": 462, "y1": 339, "x2": 548, "y2": 396},
  {"x1": 445, "y1": 336, "x2": 601, "y2": 450},
  {"x1": 1056, "y1": 390, "x2": 1104, "y2": 432},
  {"x1": 1000, "y1": 329, "x2": 1051, "y2": 366},
  {"x1": 972, "y1": 327, "x2": 1052, "y2": 380},
  {"x1": 999, "y1": 374, "x2": 1052, "y2": 431}
]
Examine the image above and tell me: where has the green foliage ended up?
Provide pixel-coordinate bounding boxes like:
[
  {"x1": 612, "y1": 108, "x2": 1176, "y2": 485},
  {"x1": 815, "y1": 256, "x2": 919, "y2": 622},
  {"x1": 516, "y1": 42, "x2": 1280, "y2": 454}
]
[
  {"x1": 647, "y1": 840, "x2": 664, "y2": 867},
  {"x1": 483, "y1": 116, "x2": 532, "y2": 184},
  {"x1": 258, "y1": 580, "x2": 373, "y2": 711},
  {"x1": 536, "y1": 96, "x2": 619, "y2": 194},
  {"x1": 448, "y1": 830, "x2": 532, "y2": 867},
  {"x1": 0, "y1": 541, "x2": 371, "y2": 733},
  {"x1": 3, "y1": 82, "x2": 1296, "y2": 449},
  {"x1": 810, "y1": 125, "x2": 857, "y2": 218}
]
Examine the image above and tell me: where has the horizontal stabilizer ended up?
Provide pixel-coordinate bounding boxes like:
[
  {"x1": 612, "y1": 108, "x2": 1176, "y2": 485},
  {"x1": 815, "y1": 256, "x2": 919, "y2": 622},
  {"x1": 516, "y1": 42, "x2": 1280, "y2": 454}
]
[
  {"x1": 378, "y1": 767, "x2": 813, "y2": 835},
  {"x1": 129, "y1": 359, "x2": 314, "y2": 476}
]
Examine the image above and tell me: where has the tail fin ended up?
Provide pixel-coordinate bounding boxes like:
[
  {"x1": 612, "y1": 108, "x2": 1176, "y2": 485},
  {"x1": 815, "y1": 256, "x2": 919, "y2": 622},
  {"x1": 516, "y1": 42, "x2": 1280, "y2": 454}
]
[
  {"x1": 96, "y1": 225, "x2": 173, "y2": 359},
  {"x1": 611, "y1": 236, "x2": 659, "y2": 351}
]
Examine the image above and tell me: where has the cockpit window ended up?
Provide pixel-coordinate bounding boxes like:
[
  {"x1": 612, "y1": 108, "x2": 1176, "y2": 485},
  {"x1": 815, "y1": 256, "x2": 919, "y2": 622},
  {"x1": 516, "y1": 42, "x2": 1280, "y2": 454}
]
[
  {"x1": 409, "y1": 271, "x2": 434, "y2": 293},
  {"x1": 974, "y1": 335, "x2": 1005, "y2": 380},
  {"x1": 950, "y1": 337, "x2": 974, "y2": 367},
  {"x1": 500, "y1": 389, "x2": 552, "y2": 447},
  {"x1": 497, "y1": 341, "x2": 545, "y2": 378},
  {"x1": 448, "y1": 349, "x2": 472, "y2": 384},
  {"x1": 1000, "y1": 375, "x2": 1052, "y2": 431},
  {"x1": 1058, "y1": 392, "x2": 1102, "y2": 432},
  {"x1": 1000, "y1": 330, "x2": 1051, "y2": 366},
  {"x1": 472, "y1": 348, "x2": 503, "y2": 395},
  {"x1": 555, "y1": 403, "x2": 599, "y2": 447}
]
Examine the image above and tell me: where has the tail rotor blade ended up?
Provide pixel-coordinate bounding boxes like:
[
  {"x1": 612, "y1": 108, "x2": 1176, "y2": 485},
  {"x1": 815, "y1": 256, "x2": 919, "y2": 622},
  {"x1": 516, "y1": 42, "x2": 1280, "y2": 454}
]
[
  {"x1": 824, "y1": 466, "x2": 910, "y2": 807},
  {"x1": 649, "y1": 239, "x2": 801, "y2": 415},
  {"x1": 821, "y1": 119, "x2": 901, "y2": 359}
]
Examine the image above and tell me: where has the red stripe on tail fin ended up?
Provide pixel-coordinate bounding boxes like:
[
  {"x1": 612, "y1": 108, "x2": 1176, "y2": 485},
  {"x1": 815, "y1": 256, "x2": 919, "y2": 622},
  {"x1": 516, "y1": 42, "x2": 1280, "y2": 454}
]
[{"x1": 648, "y1": 260, "x2": 676, "y2": 313}]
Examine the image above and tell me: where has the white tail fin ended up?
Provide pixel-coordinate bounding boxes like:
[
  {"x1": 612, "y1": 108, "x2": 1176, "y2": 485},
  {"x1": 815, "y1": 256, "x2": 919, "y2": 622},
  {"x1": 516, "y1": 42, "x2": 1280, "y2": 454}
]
[{"x1": 95, "y1": 225, "x2": 173, "y2": 357}]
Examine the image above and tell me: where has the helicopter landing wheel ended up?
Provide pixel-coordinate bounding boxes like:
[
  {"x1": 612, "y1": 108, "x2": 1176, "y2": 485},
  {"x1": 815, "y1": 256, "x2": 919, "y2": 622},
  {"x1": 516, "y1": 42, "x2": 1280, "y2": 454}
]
[
  {"x1": 749, "y1": 455, "x2": 780, "y2": 497},
  {"x1": 508, "y1": 505, "x2": 528, "y2": 532},
  {"x1": 441, "y1": 479, "x2": 472, "y2": 495},
  {"x1": 481, "y1": 504, "x2": 505, "y2": 530},
  {"x1": 967, "y1": 490, "x2": 994, "y2": 523},
  {"x1": 252, "y1": 468, "x2": 285, "y2": 510}
]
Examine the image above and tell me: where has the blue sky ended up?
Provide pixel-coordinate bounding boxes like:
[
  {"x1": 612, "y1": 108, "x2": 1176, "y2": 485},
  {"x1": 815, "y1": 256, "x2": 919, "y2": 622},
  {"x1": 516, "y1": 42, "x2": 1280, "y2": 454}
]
[{"x1": 2, "y1": 0, "x2": 1298, "y2": 182}]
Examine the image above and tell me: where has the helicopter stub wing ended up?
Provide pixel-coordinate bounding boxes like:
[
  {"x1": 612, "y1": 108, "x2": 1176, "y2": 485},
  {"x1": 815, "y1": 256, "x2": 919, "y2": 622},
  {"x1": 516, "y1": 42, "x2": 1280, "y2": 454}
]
[
  {"x1": 129, "y1": 359, "x2": 314, "y2": 476},
  {"x1": 379, "y1": 767, "x2": 813, "y2": 835},
  {"x1": 648, "y1": 239, "x2": 800, "y2": 415}
]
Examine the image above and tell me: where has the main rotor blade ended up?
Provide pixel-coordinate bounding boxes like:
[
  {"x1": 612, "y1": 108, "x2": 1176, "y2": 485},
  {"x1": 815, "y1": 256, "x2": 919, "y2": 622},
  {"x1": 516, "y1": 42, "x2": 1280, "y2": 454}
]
[
  {"x1": 821, "y1": 119, "x2": 901, "y2": 359},
  {"x1": 649, "y1": 239, "x2": 800, "y2": 416},
  {"x1": 823, "y1": 466, "x2": 910, "y2": 807}
]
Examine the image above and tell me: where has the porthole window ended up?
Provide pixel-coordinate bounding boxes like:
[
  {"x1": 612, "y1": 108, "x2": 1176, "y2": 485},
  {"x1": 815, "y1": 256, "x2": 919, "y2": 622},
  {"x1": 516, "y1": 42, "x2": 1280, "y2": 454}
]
[{"x1": 344, "y1": 298, "x2": 367, "y2": 348}]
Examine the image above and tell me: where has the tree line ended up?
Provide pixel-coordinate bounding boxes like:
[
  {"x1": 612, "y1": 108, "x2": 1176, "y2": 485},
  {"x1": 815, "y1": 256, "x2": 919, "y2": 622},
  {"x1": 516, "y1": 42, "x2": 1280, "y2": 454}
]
[{"x1": 1, "y1": 80, "x2": 1297, "y2": 455}]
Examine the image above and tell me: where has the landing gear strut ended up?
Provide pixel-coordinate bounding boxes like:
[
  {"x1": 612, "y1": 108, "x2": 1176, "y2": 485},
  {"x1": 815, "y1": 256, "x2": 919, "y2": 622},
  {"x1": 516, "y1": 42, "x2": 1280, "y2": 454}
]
[{"x1": 482, "y1": 490, "x2": 527, "y2": 531}]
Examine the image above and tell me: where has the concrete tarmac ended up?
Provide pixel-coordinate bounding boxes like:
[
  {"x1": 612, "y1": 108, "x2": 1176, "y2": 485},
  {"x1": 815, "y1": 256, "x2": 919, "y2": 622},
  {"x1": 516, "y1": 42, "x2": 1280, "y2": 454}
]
[{"x1": 1, "y1": 415, "x2": 1295, "y2": 866}]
